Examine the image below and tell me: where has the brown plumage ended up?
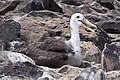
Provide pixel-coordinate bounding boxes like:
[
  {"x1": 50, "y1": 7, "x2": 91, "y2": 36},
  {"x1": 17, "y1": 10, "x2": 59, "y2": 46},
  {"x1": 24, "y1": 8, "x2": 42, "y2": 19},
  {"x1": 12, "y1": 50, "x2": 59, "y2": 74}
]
[{"x1": 26, "y1": 37, "x2": 71, "y2": 68}]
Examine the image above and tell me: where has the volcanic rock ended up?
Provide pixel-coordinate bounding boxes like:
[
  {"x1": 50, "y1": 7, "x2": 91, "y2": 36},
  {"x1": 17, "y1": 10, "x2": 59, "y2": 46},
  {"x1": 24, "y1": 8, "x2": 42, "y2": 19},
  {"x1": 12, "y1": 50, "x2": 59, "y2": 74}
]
[
  {"x1": 96, "y1": 21, "x2": 120, "y2": 34},
  {"x1": 81, "y1": 41, "x2": 101, "y2": 63},
  {"x1": 0, "y1": 0, "x2": 21, "y2": 15},
  {"x1": 15, "y1": 0, "x2": 63, "y2": 13},
  {"x1": 95, "y1": 0, "x2": 115, "y2": 10},
  {"x1": 0, "y1": 19, "x2": 21, "y2": 50},
  {"x1": 101, "y1": 43, "x2": 120, "y2": 71},
  {"x1": 0, "y1": 62, "x2": 43, "y2": 79}
]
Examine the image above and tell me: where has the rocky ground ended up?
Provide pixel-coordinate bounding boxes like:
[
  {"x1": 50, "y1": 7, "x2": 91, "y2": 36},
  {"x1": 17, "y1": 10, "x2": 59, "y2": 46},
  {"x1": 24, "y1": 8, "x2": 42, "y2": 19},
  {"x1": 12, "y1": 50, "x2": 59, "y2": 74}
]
[{"x1": 0, "y1": 0, "x2": 120, "y2": 80}]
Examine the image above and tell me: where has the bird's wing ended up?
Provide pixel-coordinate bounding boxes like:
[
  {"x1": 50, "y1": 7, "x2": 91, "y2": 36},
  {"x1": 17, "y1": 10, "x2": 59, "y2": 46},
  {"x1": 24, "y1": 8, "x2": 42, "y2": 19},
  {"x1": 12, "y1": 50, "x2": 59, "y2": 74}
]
[
  {"x1": 40, "y1": 37, "x2": 69, "y2": 53},
  {"x1": 65, "y1": 40, "x2": 74, "y2": 52},
  {"x1": 25, "y1": 38, "x2": 70, "y2": 67}
]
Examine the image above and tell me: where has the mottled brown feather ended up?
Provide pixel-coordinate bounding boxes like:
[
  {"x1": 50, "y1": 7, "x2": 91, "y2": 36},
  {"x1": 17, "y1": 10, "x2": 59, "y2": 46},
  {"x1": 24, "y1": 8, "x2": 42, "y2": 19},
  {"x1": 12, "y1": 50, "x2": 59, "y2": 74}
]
[{"x1": 26, "y1": 37, "x2": 70, "y2": 68}]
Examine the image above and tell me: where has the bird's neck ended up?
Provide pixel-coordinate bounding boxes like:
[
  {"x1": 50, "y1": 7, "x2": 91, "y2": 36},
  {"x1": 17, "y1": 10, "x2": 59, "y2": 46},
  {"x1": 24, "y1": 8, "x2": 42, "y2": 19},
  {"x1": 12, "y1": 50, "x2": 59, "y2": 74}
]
[
  {"x1": 70, "y1": 22, "x2": 80, "y2": 44},
  {"x1": 71, "y1": 28, "x2": 80, "y2": 40}
]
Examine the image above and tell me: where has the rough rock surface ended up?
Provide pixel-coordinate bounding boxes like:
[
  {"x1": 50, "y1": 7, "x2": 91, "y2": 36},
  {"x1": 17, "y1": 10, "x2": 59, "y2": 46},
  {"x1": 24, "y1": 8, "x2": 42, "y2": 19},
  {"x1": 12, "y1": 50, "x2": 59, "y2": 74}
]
[
  {"x1": 102, "y1": 43, "x2": 120, "y2": 71},
  {"x1": 0, "y1": 0, "x2": 63, "y2": 14},
  {"x1": 0, "y1": 20, "x2": 20, "y2": 41},
  {"x1": 0, "y1": 62, "x2": 43, "y2": 79},
  {"x1": 81, "y1": 41, "x2": 101, "y2": 63},
  {"x1": 0, "y1": 0, "x2": 120, "y2": 80},
  {"x1": 0, "y1": 0, "x2": 21, "y2": 15},
  {"x1": 96, "y1": 21, "x2": 120, "y2": 34},
  {"x1": 0, "y1": 19, "x2": 21, "y2": 50}
]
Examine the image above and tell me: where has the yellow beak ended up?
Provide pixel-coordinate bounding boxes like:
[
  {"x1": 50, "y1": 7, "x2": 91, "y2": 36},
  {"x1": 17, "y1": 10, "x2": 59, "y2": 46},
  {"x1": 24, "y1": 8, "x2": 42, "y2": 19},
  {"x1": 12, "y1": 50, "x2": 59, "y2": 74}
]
[{"x1": 80, "y1": 18, "x2": 97, "y2": 32}]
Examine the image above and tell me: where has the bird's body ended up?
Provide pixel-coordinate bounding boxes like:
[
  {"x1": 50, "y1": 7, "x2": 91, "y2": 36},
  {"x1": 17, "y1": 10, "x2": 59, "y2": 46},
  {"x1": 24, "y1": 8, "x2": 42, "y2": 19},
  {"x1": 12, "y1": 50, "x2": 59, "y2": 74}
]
[
  {"x1": 64, "y1": 13, "x2": 84, "y2": 66},
  {"x1": 26, "y1": 13, "x2": 97, "y2": 67}
]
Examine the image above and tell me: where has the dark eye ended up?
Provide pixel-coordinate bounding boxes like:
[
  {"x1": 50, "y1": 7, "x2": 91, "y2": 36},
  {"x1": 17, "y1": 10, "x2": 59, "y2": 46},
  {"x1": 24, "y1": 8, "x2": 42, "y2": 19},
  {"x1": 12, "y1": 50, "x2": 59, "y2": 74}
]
[{"x1": 76, "y1": 16, "x2": 80, "y2": 18}]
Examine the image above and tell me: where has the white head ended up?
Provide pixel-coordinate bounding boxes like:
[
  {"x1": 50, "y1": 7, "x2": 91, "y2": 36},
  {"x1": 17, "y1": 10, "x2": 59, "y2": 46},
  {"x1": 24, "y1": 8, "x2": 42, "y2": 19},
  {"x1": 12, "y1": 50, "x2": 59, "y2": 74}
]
[
  {"x1": 70, "y1": 13, "x2": 97, "y2": 32},
  {"x1": 70, "y1": 13, "x2": 84, "y2": 30}
]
